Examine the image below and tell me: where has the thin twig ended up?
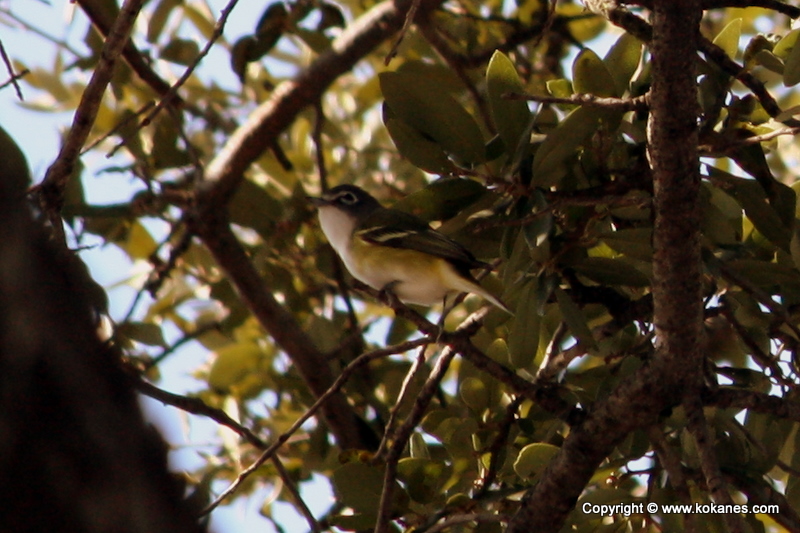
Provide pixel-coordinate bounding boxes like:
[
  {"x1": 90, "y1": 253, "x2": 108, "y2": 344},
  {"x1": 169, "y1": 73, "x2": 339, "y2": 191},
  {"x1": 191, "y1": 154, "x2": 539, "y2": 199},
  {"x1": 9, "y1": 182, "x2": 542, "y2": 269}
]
[
  {"x1": 374, "y1": 345, "x2": 459, "y2": 533},
  {"x1": 715, "y1": 259, "x2": 800, "y2": 341},
  {"x1": 0, "y1": 67, "x2": 28, "y2": 94},
  {"x1": 133, "y1": 376, "x2": 319, "y2": 531},
  {"x1": 385, "y1": 0, "x2": 422, "y2": 64},
  {"x1": 473, "y1": 396, "x2": 523, "y2": 498},
  {"x1": 699, "y1": 127, "x2": 800, "y2": 156},
  {"x1": 0, "y1": 38, "x2": 24, "y2": 100},
  {"x1": 422, "y1": 513, "x2": 510, "y2": 533},
  {"x1": 647, "y1": 425, "x2": 697, "y2": 533},
  {"x1": 200, "y1": 337, "x2": 432, "y2": 515},
  {"x1": 270, "y1": 456, "x2": 322, "y2": 533},
  {"x1": 0, "y1": 7, "x2": 84, "y2": 57},
  {"x1": 505, "y1": 91, "x2": 649, "y2": 112},
  {"x1": 137, "y1": 0, "x2": 241, "y2": 130},
  {"x1": 373, "y1": 343, "x2": 430, "y2": 460},
  {"x1": 684, "y1": 395, "x2": 745, "y2": 533}
]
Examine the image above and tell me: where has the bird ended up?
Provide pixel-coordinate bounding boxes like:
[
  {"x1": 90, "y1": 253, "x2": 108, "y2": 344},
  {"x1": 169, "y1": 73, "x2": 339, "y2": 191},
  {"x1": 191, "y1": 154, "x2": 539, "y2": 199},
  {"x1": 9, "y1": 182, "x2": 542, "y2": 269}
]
[{"x1": 309, "y1": 184, "x2": 510, "y2": 313}]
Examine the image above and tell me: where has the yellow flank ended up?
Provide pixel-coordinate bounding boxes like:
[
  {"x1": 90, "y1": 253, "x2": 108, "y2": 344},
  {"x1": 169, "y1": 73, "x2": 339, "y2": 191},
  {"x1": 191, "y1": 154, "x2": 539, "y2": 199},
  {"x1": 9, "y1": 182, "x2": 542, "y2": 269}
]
[{"x1": 345, "y1": 236, "x2": 497, "y2": 307}]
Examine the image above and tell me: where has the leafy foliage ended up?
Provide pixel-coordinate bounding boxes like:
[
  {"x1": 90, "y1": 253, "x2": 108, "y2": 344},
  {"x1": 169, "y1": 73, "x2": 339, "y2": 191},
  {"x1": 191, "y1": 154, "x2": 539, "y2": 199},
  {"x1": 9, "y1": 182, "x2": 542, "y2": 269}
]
[{"x1": 3, "y1": 0, "x2": 800, "y2": 532}]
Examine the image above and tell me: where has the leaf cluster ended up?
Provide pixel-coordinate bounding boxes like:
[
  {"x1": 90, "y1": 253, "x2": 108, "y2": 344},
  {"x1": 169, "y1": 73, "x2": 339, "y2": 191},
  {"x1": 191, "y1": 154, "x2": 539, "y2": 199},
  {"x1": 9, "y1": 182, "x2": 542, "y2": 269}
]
[{"x1": 3, "y1": 0, "x2": 800, "y2": 532}]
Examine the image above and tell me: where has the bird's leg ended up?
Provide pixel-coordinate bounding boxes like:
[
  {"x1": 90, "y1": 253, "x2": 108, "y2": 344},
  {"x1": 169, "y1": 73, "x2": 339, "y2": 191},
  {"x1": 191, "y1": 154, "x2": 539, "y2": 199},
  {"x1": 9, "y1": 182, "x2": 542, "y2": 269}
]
[
  {"x1": 436, "y1": 293, "x2": 457, "y2": 343},
  {"x1": 379, "y1": 281, "x2": 402, "y2": 308}
]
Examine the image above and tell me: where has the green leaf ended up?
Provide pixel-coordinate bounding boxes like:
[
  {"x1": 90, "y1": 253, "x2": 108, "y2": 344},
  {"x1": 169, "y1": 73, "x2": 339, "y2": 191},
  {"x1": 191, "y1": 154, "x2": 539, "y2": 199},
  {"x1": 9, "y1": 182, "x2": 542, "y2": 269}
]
[
  {"x1": 231, "y1": 36, "x2": 257, "y2": 82},
  {"x1": 572, "y1": 257, "x2": 650, "y2": 287},
  {"x1": 459, "y1": 377, "x2": 489, "y2": 412},
  {"x1": 391, "y1": 177, "x2": 485, "y2": 222},
  {"x1": 514, "y1": 442, "x2": 559, "y2": 478},
  {"x1": 735, "y1": 180, "x2": 792, "y2": 251},
  {"x1": 754, "y1": 49, "x2": 784, "y2": 74},
  {"x1": 147, "y1": 0, "x2": 182, "y2": 43},
  {"x1": 508, "y1": 278, "x2": 540, "y2": 370},
  {"x1": 546, "y1": 78, "x2": 573, "y2": 99},
  {"x1": 117, "y1": 321, "x2": 167, "y2": 347},
  {"x1": 161, "y1": 38, "x2": 199, "y2": 65},
  {"x1": 228, "y1": 179, "x2": 283, "y2": 241},
  {"x1": 122, "y1": 220, "x2": 158, "y2": 260},
  {"x1": 773, "y1": 29, "x2": 800, "y2": 58},
  {"x1": 603, "y1": 33, "x2": 643, "y2": 96},
  {"x1": 785, "y1": 34, "x2": 800, "y2": 86},
  {"x1": 554, "y1": 288, "x2": 596, "y2": 350},
  {"x1": 332, "y1": 462, "x2": 385, "y2": 514},
  {"x1": 532, "y1": 106, "x2": 615, "y2": 188},
  {"x1": 207, "y1": 342, "x2": 264, "y2": 395},
  {"x1": 255, "y1": 3, "x2": 288, "y2": 37},
  {"x1": 712, "y1": 18, "x2": 742, "y2": 60},
  {"x1": 397, "y1": 457, "x2": 450, "y2": 504},
  {"x1": 183, "y1": 4, "x2": 215, "y2": 39},
  {"x1": 380, "y1": 70, "x2": 486, "y2": 167},
  {"x1": 599, "y1": 228, "x2": 653, "y2": 261},
  {"x1": 486, "y1": 51, "x2": 531, "y2": 157},
  {"x1": 409, "y1": 432, "x2": 430, "y2": 459},
  {"x1": 383, "y1": 104, "x2": 455, "y2": 174},
  {"x1": 573, "y1": 48, "x2": 617, "y2": 97},
  {"x1": 726, "y1": 259, "x2": 800, "y2": 289}
]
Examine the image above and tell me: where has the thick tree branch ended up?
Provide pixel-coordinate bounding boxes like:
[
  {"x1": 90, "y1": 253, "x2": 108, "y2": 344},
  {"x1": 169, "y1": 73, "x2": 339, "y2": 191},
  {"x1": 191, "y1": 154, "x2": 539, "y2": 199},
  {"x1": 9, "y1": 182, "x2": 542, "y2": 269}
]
[
  {"x1": 507, "y1": 2, "x2": 704, "y2": 531},
  {"x1": 188, "y1": 0, "x2": 446, "y2": 453},
  {"x1": 701, "y1": 388, "x2": 800, "y2": 421},
  {"x1": 189, "y1": 211, "x2": 376, "y2": 451}
]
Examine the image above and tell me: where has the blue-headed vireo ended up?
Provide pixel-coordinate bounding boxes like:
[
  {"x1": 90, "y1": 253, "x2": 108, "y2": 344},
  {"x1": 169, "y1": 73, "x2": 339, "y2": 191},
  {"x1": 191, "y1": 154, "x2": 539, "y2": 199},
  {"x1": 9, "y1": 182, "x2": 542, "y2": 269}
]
[{"x1": 310, "y1": 185, "x2": 510, "y2": 313}]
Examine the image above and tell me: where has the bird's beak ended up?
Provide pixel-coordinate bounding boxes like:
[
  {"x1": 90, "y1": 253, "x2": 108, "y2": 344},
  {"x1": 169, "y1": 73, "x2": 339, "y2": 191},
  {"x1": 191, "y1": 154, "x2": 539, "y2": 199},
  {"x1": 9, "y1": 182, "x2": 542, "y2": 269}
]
[{"x1": 307, "y1": 195, "x2": 329, "y2": 207}]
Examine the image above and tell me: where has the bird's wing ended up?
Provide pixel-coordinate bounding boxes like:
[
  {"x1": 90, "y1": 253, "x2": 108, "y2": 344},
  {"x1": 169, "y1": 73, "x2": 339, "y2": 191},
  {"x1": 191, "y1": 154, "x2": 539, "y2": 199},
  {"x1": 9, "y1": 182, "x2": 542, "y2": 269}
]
[{"x1": 356, "y1": 209, "x2": 489, "y2": 270}]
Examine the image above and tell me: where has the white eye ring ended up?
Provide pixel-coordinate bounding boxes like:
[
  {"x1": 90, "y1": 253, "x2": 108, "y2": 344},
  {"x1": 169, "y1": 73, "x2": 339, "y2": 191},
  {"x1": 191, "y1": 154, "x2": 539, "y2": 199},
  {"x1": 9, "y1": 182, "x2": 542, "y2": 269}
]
[{"x1": 339, "y1": 192, "x2": 358, "y2": 205}]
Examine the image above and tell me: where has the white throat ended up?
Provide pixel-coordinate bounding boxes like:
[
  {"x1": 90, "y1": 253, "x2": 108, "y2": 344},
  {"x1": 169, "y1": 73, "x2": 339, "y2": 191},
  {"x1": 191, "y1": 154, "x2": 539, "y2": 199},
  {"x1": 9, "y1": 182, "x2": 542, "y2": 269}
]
[{"x1": 317, "y1": 206, "x2": 357, "y2": 256}]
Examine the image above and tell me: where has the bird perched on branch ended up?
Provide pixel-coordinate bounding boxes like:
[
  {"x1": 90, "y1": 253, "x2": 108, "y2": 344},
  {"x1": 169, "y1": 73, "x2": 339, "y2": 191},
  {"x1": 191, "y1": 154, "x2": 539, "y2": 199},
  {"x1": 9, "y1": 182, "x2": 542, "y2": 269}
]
[{"x1": 310, "y1": 184, "x2": 509, "y2": 313}]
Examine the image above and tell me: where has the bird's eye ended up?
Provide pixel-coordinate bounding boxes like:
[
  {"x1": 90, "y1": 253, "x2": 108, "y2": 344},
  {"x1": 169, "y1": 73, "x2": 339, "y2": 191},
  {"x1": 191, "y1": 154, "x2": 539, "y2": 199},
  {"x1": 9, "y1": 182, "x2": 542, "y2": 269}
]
[{"x1": 338, "y1": 192, "x2": 358, "y2": 205}]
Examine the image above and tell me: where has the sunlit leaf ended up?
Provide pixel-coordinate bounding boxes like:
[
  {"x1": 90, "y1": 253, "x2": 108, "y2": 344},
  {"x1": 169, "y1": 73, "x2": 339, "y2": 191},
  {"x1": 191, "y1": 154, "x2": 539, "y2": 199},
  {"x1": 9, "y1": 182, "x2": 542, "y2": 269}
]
[
  {"x1": 712, "y1": 18, "x2": 742, "y2": 60},
  {"x1": 604, "y1": 33, "x2": 643, "y2": 96},
  {"x1": 573, "y1": 48, "x2": 617, "y2": 98},
  {"x1": 514, "y1": 442, "x2": 559, "y2": 478},
  {"x1": 487, "y1": 51, "x2": 531, "y2": 157}
]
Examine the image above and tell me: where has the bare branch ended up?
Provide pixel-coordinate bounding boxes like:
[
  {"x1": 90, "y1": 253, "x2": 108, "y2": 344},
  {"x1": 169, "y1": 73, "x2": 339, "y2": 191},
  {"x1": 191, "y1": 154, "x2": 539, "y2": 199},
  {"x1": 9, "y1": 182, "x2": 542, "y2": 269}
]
[
  {"x1": 505, "y1": 91, "x2": 649, "y2": 111},
  {"x1": 374, "y1": 344, "x2": 458, "y2": 533},
  {"x1": 138, "y1": 0, "x2": 240, "y2": 130},
  {"x1": 701, "y1": 388, "x2": 800, "y2": 422},
  {"x1": 684, "y1": 396, "x2": 745, "y2": 533},
  {"x1": 199, "y1": 338, "x2": 430, "y2": 515},
  {"x1": 38, "y1": 0, "x2": 147, "y2": 242},
  {"x1": 0, "y1": 38, "x2": 24, "y2": 100},
  {"x1": 198, "y1": 0, "x2": 446, "y2": 208},
  {"x1": 647, "y1": 426, "x2": 696, "y2": 533}
]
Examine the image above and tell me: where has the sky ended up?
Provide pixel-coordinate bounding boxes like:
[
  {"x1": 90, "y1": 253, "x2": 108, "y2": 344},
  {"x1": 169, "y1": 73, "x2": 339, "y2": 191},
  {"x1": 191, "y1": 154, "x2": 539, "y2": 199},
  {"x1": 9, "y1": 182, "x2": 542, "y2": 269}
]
[{"x1": 0, "y1": 1, "x2": 329, "y2": 531}]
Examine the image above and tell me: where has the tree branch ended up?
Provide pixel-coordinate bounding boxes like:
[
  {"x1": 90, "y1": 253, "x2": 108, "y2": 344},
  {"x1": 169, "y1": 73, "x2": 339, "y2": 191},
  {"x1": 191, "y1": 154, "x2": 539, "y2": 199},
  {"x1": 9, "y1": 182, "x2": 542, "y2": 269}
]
[
  {"x1": 197, "y1": 0, "x2": 445, "y2": 208},
  {"x1": 188, "y1": 0, "x2": 447, "y2": 453},
  {"x1": 38, "y1": 0, "x2": 146, "y2": 242},
  {"x1": 507, "y1": 1, "x2": 705, "y2": 530},
  {"x1": 189, "y1": 211, "x2": 376, "y2": 451},
  {"x1": 505, "y1": 91, "x2": 649, "y2": 112}
]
